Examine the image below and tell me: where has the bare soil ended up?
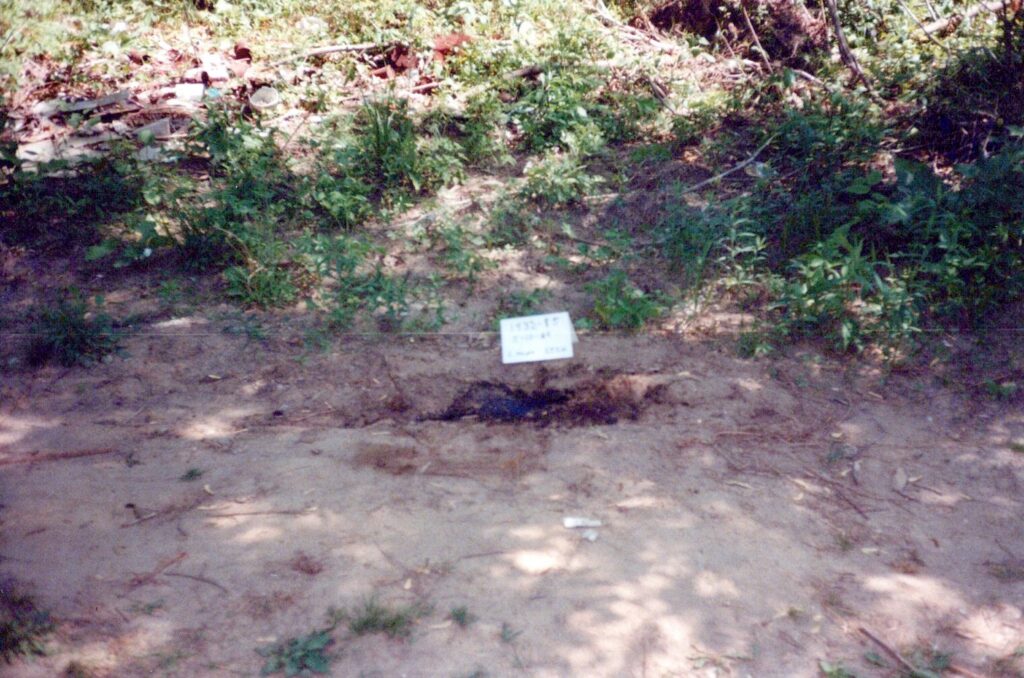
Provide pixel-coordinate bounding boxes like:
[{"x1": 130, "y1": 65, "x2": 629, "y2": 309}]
[{"x1": 2, "y1": 321, "x2": 1023, "y2": 677}]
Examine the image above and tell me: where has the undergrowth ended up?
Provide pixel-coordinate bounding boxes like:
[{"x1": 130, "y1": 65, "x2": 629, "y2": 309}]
[
  {"x1": 26, "y1": 294, "x2": 120, "y2": 367},
  {"x1": 2, "y1": 0, "x2": 1022, "y2": 360},
  {"x1": 0, "y1": 584, "x2": 54, "y2": 663}
]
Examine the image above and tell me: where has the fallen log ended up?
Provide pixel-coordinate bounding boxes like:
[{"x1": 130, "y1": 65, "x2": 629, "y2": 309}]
[{"x1": 921, "y1": 0, "x2": 1008, "y2": 35}]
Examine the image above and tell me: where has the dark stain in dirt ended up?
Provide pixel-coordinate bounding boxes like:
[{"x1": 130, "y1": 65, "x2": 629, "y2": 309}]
[{"x1": 426, "y1": 377, "x2": 660, "y2": 426}]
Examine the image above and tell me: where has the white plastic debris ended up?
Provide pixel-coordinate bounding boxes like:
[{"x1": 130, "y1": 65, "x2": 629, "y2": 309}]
[
  {"x1": 562, "y1": 516, "x2": 602, "y2": 529},
  {"x1": 172, "y1": 83, "x2": 206, "y2": 103},
  {"x1": 249, "y1": 86, "x2": 281, "y2": 110},
  {"x1": 580, "y1": 529, "x2": 599, "y2": 542}
]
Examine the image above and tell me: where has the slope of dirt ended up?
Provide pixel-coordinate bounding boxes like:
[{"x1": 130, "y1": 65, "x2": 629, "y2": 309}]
[{"x1": 1, "y1": 329, "x2": 1023, "y2": 677}]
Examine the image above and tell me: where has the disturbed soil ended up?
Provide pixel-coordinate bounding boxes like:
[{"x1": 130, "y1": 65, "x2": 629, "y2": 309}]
[{"x1": 2, "y1": 323, "x2": 1023, "y2": 677}]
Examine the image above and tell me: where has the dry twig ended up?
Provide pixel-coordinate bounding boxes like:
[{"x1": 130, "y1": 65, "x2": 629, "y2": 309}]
[
  {"x1": 165, "y1": 571, "x2": 229, "y2": 594},
  {"x1": 271, "y1": 42, "x2": 392, "y2": 68},
  {"x1": 858, "y1": 626, "x2": 916, "y2": 673},
  {"x1": 0, "y1": 448, "x2": 118, "y2": 467}
]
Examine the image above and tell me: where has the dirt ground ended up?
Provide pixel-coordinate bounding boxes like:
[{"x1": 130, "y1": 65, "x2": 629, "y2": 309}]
[{"x1": 2, "y1": 323, "x2": 1024, "y2": 677}]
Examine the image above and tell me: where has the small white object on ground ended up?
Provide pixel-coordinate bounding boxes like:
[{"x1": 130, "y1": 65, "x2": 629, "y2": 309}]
[
  {"x1": 580, "y1": 529, "x2": 599, "y2": 542},
  {"x1": 563, "y1": 516, "x2": 602, "y2": 529},
  {"x1": 250, "y1": 86, "x2": 281, "y2": 110},
  {"x1": 172, "y1": 83, "x2": 206, "y2": 104}
]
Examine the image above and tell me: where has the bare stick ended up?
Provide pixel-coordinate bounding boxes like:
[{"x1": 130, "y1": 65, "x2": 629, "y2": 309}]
[
  {"x1": 120, "y1": 512, "x2": 160, "y2": 528},
  {"x1": 858, "y1": 627, "x2": 916, "y2": 673},
  {"x1": 271, "y1": 42, "x2": 390, "y2": 68},
  {"x1": 824, "y1": 0, "x2": 872, "y2": 89},
  {"x1": 200, "y1": 509, "x2": 315, "y2": 518},
  {"x1": 165, "y1": 571, "x2": 229, "y2": 594},
  {"x1": 128, "y1": 551, "x2": 189, "y2": 589},
  {"x1": 0, "y1": 448, "x2": 118, "y2": 467},
  {"x1": 580, "y1": 136, "x2": 777, "y2": 204},
  {"x1": 894, "y1": 0, "x2": 952, "y2": 53},
  {"x1": 675, "y1": 134, "x2": 778, "y2": 196},
  {"x1": 921, "y1": 0, "x2": 1006, "y2": 34},
  {"x1": 740, "y1": 2, "x2": 774, "y2": 73}
]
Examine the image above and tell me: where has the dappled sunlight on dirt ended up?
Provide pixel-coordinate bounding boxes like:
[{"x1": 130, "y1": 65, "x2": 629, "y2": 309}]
[
  {"x1": 0, "y1": 414, "x2": 59, "y2": 448},
  {"x1": 2, "y1": 334, "x2": 1023, "y2": 676}
]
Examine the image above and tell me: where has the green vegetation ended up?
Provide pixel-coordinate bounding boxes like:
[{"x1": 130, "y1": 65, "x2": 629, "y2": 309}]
[
  {"x1": 26, "y1": 295, "x2": 120, "y2": 367},
  {"x1": 818, "y1": 660, "x2": 857, "y2": 678},
  {"x1": 449, "y1": 605, "x2": 475, "y2": 628},
  {"x1": 178, "y1": 468, "x2": 204, "y2": 482},
  {"x1": 257, "y1": 629, "x2": 333, "y2": 676},
  {"x1": 588, "y1": 270, "x2": 664, "y2": 330},
  {"x1": 1, "y1": 0, "x2": 1022, "y2": 362},
  {"x1": 341, "y1": 597, "x2": 430, "y2": 640},
  {"x1": 0, "y1": 585, "x2": 54, "y2": 663}
]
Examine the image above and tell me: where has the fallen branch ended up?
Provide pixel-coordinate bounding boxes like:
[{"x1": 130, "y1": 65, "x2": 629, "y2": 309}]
[
  {"x1": 674, "y1": 133, "x2": 778, "y2": 196},
  {"x1": 271, "y1": 42, "x2": 391, "y2": 68},
  {"x1": 586, "y1": 135, "x2": 777, "y2": 206},
  {"x1": 921, "y1": 0, "x2": 1006, "y2": 34},
  {"x1": 199, "y1": 509, "x2": 315, "y2": 518},
  {"x1": 592, "y1": 0, "x2": 684, "y2": 53},
  {"x1": 0, "y1": 448, "x2": 118, "y2": 467},
  {"x1": 894, "y1": 0, "x2": 953, "y2": 52},
  {"x1": 858, "y1": 626, "x2": 917, "y2": 674},
  {"x1": 740, "y1": 2, "x2": 774, "y2": 72},
  {"x1": 120, "y1": 512, "x2": 160, "y2": 528},
  {"x1": 824, "y1": 0, "x2": 873, "y2": 89},
  {"x1": 165, "y1": 571, "x2": 229, "y2": 594},
  {"x1": 128, "y1": 551, "x2": 189, "y2": 589}
]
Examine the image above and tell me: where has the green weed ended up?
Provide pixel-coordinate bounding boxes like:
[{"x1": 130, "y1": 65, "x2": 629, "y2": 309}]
[
  {"x1": 257, "y1": 629, "x2": 333, "y2": 676},
  {"x1": 354, "y1": 98, "x2": 422, "y2": 193},
  {"x1": 179, "y1": 468, "x2": 204, "y2": 482},
  {"x1": 435, "y1": 223, "x2": 493, "y2": 284},
  {"x1": 129, "y1": 599, "x2": 165, "y2": 616},
  {"x1": 818, "y1": 660, "x2": 856, "y2": 678},
  {"x1": 736, "y1": 329, "x2": 775, "y2": 359},
  {"x1": 27, "y1": 294, "x2": 120, "y2": 367},
  {"x1": 518, "y1": 152, "x2": 602, "y2": 208},
  {"x1": 984, "y1": 380, "x2": 1019, "y2": 401},
  {"x1": 587, "y1": 270, "x2": 664, "y2": 330},
  {"x1": 449, "y1": 606, "x2": 475, "y2": 628},
  {"x1": 499, "y1": 622, "x2": 522, "y2": 644},
  {"x1": 0, "y1": 584, "x2": 54, "y2": 663},
  {"x1": 339, "y1": 597, "x2": 429, "y2": 640},
  {"x1": 494, "y1": 288, "x2": 551, "y2": 326}
]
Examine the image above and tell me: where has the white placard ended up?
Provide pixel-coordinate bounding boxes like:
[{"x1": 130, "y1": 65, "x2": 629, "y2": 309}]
[{"x1": 500, "y1": 312, "x2": 575, "y2": 364}]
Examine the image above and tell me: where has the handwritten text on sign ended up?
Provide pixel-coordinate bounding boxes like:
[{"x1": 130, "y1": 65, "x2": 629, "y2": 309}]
[{"x1": 500, "y1": 312, "x2": 575, "y2": 364}]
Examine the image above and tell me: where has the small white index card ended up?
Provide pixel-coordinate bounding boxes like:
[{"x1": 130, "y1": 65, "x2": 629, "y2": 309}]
[{"x1": 500, "y1": 312, "x2": 575, "y2": 364}]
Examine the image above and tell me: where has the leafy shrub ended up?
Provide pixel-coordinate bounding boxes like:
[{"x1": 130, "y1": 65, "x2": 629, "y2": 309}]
[
  {"x1": 257, "y1": 629, "x2": 332, "y2": 676},
  {"x1": 307, "y1": 172, "x2": 372, "y2": 231},
  {"x1": 510, "y1": 67, "x2": 607, "y2": 154},
  {"x1": 457, "y1": 92, "x2": 513, "y2": 165},
  {"x1": 353, "y1": 98, "x2": 422, "y2": 192},
  {"x1": 774, "y1": 229, "x2": 919, "y2": 353},
  {"x1": 518, "y1": 152, "x2": 602, "y2": 207},
  {"x1": 587, "y1": 270, "x2": 664, "y2": 330},
  {"x1": 487, "y1": 196, "x2": 543, "y2": 246},
  {"x1": 417, "y1": 136, "x2": 467, "y2": 190},
  {"x1": 1, "y1": 151, "x2": 144, "y2": 250},
  {"x1": 434, "y1": 223, "x2": 492, "y2": 284}
]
